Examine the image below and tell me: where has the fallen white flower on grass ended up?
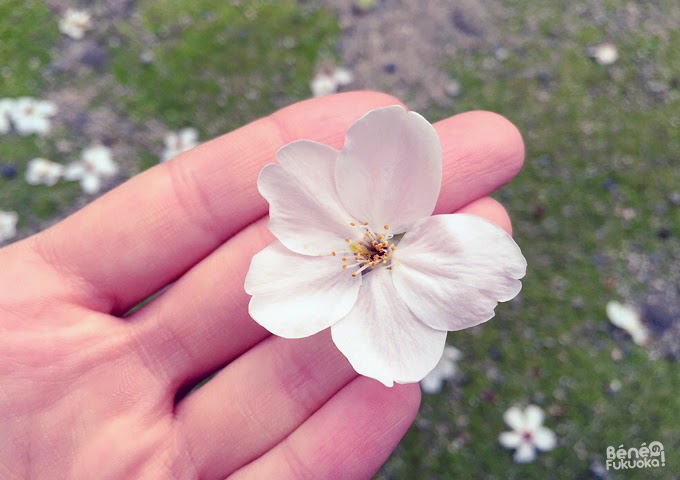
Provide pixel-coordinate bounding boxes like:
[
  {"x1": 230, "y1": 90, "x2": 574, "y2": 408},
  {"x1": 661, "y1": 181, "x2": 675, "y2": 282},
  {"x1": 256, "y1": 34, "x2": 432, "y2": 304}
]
[
  {"x1": 10, "y1": 97, "x2": 57, "y2": 137},
  {"x1": 420, "y1": 345, "x2": 462, "y2": 394},
  {"x1": 0, "y1": 210, "x2": 19, "y2": 243},
  {"x1": 161, "y1": 128, "x2": 199, "y2": 162},
  {"x1": 606, "y1": 301, "x2": 649, "y2": 346},
  {"x1": 25, "y1": 158, "x2": 64, "y2": 186},
  {"x1": 0, "y1": 98, "x2": 14, "y2": 134},
  {"x1": 499, "y1": 405, "x2": 557, "y2": 463},
  {"x1": 59, "y1": 8, "x2": 93, "y2": 40},
  {"x1": 245, "y1": 105, "x2": 527, "y2": 386},
  {"x1": 64, "y1": 145, "x2": 118, "y2": 194},
  {"x1": 310, "y1": 66, "x2": 354, "y2": 97},
  {"x1": 589, "y1": 43, "x2": 618, "y2": 66}
]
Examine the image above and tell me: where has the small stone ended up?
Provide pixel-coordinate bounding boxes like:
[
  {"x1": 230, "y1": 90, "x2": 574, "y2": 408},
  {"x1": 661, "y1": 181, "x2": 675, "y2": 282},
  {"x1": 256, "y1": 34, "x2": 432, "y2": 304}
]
[
  {"x1": 81, "y1": 45, "x2": 108, "y2": 69},
  {"x1": 488, "y1": 345, "x2": 503, "y2": 361},
  {"x1": 383, "y1": 62, "x2": 397, "y2": 74},
  {"x1": 445, "y1": 79, "x2": 462, "y2": 98},
  {"x1": 657, "y1": 227, "x2": 672, "y2": 240},
  {"x1": 610, "y1": 347, "x2": 623, "y2": 362},
  {"x1": 609, "y1": 379, "x2": 622, "y2": 393},
  {"x1": 1, "y1": 164, "x2": 18, "y2": 179},
  {"x1": 603, "y1": 179, "x2": 617, "y2": 192}
]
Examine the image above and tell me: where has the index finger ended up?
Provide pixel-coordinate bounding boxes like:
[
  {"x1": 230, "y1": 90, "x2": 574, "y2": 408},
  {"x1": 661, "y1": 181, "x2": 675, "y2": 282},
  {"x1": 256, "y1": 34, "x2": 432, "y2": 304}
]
[{"x1": 26, "y1": 92, "x2": 405, "y2": 313}]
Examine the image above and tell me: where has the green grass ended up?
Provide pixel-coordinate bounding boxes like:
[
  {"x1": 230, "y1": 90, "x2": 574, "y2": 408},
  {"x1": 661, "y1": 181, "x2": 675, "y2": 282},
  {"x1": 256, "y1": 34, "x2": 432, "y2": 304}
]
[
  {"x1": 0, "y1": 0, "x2": 57, "y2": 96},
  {"x1": 383, "y1": 1, "x2": 680, "y2": 478},
  {"x1": 109, "y1": 0, "x2": 340, "y2": 138}
]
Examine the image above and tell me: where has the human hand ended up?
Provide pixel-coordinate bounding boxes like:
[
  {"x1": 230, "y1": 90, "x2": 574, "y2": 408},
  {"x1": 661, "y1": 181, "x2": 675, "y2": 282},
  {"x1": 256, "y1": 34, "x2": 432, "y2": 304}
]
[{"x1": 0, "y1": 92, "x2": 524, "y2": 479}]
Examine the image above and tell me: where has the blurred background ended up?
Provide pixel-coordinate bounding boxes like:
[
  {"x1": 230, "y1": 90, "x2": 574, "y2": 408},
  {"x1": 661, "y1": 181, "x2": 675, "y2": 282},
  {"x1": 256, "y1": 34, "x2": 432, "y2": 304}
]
[{"x1": 1, "y1": 0, "x2": 679, "y2": 478}]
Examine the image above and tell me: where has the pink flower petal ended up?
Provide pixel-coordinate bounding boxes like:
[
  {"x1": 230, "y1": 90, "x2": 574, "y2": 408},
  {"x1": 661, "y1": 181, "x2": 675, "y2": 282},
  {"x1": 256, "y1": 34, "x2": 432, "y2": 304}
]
[
  {"x1": 259, "y1": 140, "x2": 359, "y2": 256},
  {"x1": 335, "y1": 105, "x2": 442, "y2": 235},
  {"x1": 392, "y1": 214, "x2": 526, "y2": 331},
  {"x1": 245, "y1": 241, "x2": 361, "y2": 339},
  {"x1": 331, "y1": 267, "x2": 446, "y2": 386}
]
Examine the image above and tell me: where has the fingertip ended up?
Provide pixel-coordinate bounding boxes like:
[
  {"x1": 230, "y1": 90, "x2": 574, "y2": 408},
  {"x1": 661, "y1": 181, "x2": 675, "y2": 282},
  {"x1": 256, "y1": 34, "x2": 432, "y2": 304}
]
[{"x1": 455, "y1": 196, "x2": 513, "y2": 235}]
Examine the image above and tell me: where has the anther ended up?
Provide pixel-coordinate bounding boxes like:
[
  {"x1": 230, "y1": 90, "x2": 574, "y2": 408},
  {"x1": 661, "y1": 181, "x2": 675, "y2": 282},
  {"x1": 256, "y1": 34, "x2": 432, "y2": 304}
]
[
  {"x1": 350, "y1": 222, "x2": 356, "y2": 226},
  {"x1": 331, "y1": 251, "x2": 336, "y2": 256},
  {"x1": 390, "y1": 245, "x2": 397, "y2": 251},
  {"x1": 345, "y1": 237, "x2": 350, "y2": 243},
  {"x1": 384, "y1": 224, "x2": 390, "y2": 230},
  {"x1": 363, "y1": 221, "x2": 369, "y2": 226},
  {"x1": 341, "y1": 257, "x2": 347, "y2": 261}
]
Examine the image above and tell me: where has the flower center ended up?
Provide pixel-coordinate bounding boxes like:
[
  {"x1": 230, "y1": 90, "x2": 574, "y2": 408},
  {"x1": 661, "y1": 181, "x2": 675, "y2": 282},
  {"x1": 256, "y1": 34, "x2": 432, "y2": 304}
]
[
  {"x1": 332, "y1": 222, "x2": 397, "y2": 277},
  {"x1": 522, "y1": 431, "x2": 533, "y2": 442}
]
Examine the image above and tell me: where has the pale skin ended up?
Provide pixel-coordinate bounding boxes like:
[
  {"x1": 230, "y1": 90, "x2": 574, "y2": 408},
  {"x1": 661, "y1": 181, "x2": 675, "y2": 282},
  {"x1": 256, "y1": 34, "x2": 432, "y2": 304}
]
[{"x1": 0, "y1": 92, "x2": 524, "y2": 479}]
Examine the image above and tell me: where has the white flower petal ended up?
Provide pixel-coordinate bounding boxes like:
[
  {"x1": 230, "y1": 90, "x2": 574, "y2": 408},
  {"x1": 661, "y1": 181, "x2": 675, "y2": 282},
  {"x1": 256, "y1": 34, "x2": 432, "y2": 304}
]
[
  {"x1": 499, "y1": 431, "x2": 522, "y2": 449},
  {"x1": 606, "y1": 301, "x2": 649, "y2": 345},
  {"x1": 81, "y1": 173, "x2": 101, "y2": 194},
  {"x1": 420, "y1": 373, "x2": 444, "y2": 394},
  {"x1": 245, "y1": 241, "x2": 361, "y2": 339},
  {"x1": 310, "y1": 73, "x2": 336, "y2": 97},
  {"x1": 335, "y1": 105, "x2": 442, "y2": 234},
  {"x1": 10, "y1": 98, "x2": 56, "y2": 136},
  {"x1": 25, "y1": 158, "x2": 64, "y2": 186},
  {"x1": 179, "y1": 127, "x2": 198, "y2": 146},
  {"x1": 533, "y1": 427, "x2": 557, "y2": 451},
  {"x1": 83, "y1": 145, "x2": 117, "y2": 176},
  {"x1": 63, "y1": 162, "x2": 86, "y2": 180},
  {"x1": 524, "y1": 404, "x2": 545, "y2": 430},
  {"x1": 514, "y1": 442, "x2": 537, "y2": 463},
  {"x1": 164, "y1": 132, "x2": 180, "y2": 150},
  {"x1": 0, "y1": 210, "x2": 18, "y2": 243},
  {"x1": 259, "y1": 140, "x2": 358, "y2": 255},
  {"x1": 503, "y1": 406, "x2": 525, "y2": 431},
  {"x1": 331, "y1": 267, "x2": 447, "y2": 387},
  {"x1": 35, "y1": 101, "x2": 57, "y2": 117},
  {"x1": 333, "y1": 67, "x2": 354, "y2": 86},
  {"x1": 392, "y1": 214, "x2": 526, "y2": 331}
]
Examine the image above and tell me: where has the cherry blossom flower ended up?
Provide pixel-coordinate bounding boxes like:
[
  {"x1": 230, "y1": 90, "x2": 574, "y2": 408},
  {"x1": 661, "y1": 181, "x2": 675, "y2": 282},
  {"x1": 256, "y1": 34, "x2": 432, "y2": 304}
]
[
  {"x1": 9, "y1": 97, "x2": 57, "y2": 137},
  {"x1": 310, "y1": 66, "x2": 354, "y2": 97},
  {"x1": 25, "y1": 158, "x2": 64, "y2": 187},
  {"x1": 606, "y1": 301, "x2": 649, "y2": 346},
  {"x1": 499, "y1": 405, "x2": 557, "y2": 463},
  {"x1": 59, "y1": 8, "x2": 93, "y2": 40},
  {"x1": 161, "y1": 128, "x2": 199, "y2": 162},
  {"x1": 0, "y1": 210, "x2": 18, "y2": 243},
  {"x1": 64, "y1": 145, "x2": 118, "y2": 194},
  {"x1": 0, "y1": 98, "x2": 14, "y2": 134},
  {"x1": 420, "y1": 345, "x2": 462, "y2": 394},
  {"x1": 244, "y1": 105, "x2": 527, "y2": 386}
]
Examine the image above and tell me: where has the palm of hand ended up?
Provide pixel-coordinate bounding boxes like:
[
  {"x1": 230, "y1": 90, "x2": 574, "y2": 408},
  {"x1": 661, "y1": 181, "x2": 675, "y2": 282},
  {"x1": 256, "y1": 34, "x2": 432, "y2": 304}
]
[{"x1": 0, "y1": 92, "x2": 523, "y2": 480}]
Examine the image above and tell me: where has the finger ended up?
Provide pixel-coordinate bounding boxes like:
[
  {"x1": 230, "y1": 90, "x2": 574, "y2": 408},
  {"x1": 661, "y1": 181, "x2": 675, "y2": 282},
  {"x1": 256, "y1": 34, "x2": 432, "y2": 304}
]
[
  {"x1": 229, "y1": 379, "x2": 420, "y2": 480},
  {"x1": 176, "y1": 330, "x2": 357, "y2": 479},
  {"x1": 130, "y1": 110, "x2": 524, "y2": 385},
  {"x1": 29, "y1": 92, "x2": 404, "y2": 313},
  {"x1": 456, "y1": 196, "x2": 512, "y2": 234}
]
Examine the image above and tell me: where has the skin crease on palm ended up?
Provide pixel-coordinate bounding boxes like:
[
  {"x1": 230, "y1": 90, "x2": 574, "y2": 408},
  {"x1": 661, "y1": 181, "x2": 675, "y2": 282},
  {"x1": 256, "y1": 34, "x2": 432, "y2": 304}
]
[{"x1": 0, "y1": 92, "x2": 524, "y2": 480}]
